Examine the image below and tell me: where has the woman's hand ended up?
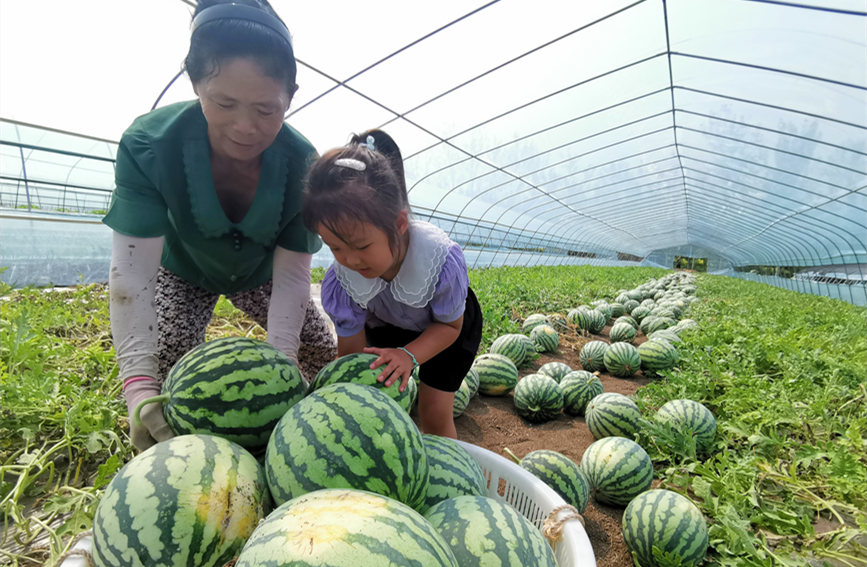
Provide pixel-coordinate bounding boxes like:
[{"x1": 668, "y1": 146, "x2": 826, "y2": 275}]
[
  {"x1": 123, "y1": 377, "x2": 175, "y2": 451},
  {"x1": 363, "y1": 346, "x2": 415, "y2": 392}
]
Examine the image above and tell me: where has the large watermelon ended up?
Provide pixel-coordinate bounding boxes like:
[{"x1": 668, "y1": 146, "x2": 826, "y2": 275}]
[
  {"x1": 490, "y1": 334, "x2": 533, "y2": 367},
  {"x1": 471, "y1": 353, "x2": 518, "y2": 396},
  {"x1": 537, "y1": 361, "x2": 572, "y2": 383},
  {"x1": 308, "y1": 352, "x2": 417, "y2": 413},
  {"x1": 424, "y1": 495, "x2": 557, "y2": 566},
  {"x1": 137, "y1": 336, "x2": 306, "y2": 451},
  {"x1": 638, "y1": 339, "x2": 679, "y2": 373},
  {"x1": 92, "y1": 434, "x2": 269, "y2": 567},
  {"x1": 609, "y1": 322, "x2": 637, "y2": 343},
  {"x1": 529, "y1": 324, "x2": 559, "y2": 353},
  {"x1": 512, "y1": 374, "x2": 564, "y2": 423},
  {"x1": 655, "y1": 399, "x2": 717, "y2": 453},
  {"x1": 420, "y1": 434, "x2": 487, "y2": 513},
  {"x1": 265, "y1": 382, "x2": 429, "y2": 510},
  {"x1": 586, "y1": 309, "x2": 608, "y2": 334},
  {"x1": 585, "y1": 392, "x2": 642, "y2": 440},
  {"x1": 603, "y1": 342, "x2": 641, "y2": 378},
  {"x1": 622, "y1": 489, "x2": 709, "y2": 567},
  {"x1": 235, "y1": 489, "x2": 458, "y2": 566},
  {"x1": 560, "y1": 370, "x2": 604, "y2": 416},
  {"x1": 513, "y1": 449, "x2": 590, "y2": 514},
  {"x1": 581, "y1": 436, "x2": 653, "y2": 506},
  {"x1": 579, "y1": 340, "x2": 609, "y2": 372},
  {"x1": 521, "y1": 313, "x2": 551, "y2": 334}
]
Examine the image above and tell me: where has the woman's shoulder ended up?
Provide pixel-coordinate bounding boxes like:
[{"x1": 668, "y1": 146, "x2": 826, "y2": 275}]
[{"x1": 121, "y1": 101, "x2": 204, "y2": 144}]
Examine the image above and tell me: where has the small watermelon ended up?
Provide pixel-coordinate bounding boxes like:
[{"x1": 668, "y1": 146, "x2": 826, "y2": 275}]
[
  {"x1": 472, "y1": 353, "x2": 518, "y2": 396},
  {"x1": 655, "y1": 399, "x2": 717, "y2": 453},
  {"x1": 581, "y1": 436, "x2": 653, "y2": 506},
  {"x1": 424, "y1": 495, "x2": 557, "y2": 566},
  {"x1": 609, "y1": 322, "x2": 637, "y2": 343},
  {"x1": 586, "y1": 309, "x2": 608, "y2": 334},
  {"x1": 235, "y1": 489, "x2": 458, "y2": 566},
  {"x1": 147, "y1": 336, "x2": 306, "y2": 451},
  {"x1": 537, "y1": 361, "x2": 572, "y2": 383},
  {"x1": 92, "y1": 434, "x2": 269, "y2": 567},
  {"x1": 513, "y1": 449, "x2": 590, "y2": 514},
  {"x1": 521, "y1": 313, "x2": 551, "y2": 334},
  {"x1": 603, "y1": 342, "x2": 641, "y2": 378},
  {"x1": 308, "y1": 352, "x2": 417, "y2": 413},
  {"x1": 420, "y1": 434, "x2": 487, "y2": 513},
  {"x1": 579, "y1": 340, "x2": 609, "y2": 372},
  {"x1": 622, "y1": 489, "x2": 709, "y2": 567},
  {"x1": 560, "y1": 370, "x2": 604, "y2": 416},
  {"x1": 265, "y1": 382, "x2": 429, "y2": 510},
  {"x1": 585, "y1": 392, "x2": 642, "y2": 440},
  {"x1": 529, "y1": 324, "x2": 559, "y2": 353},
  {"x1": 513, "y1": 374, "x2": 564, "y2": 423},
  {"x1": 490, "y1": 334, "x2": 532, "y2": 367},
  {"x1": 614, "y1": 314, "x2": 639, "y2": 329},
  {"x1": 641, "y1": 316, "x2": 676, "y2": 335}
]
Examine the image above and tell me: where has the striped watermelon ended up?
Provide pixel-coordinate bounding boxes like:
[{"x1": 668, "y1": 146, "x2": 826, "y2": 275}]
[
  {"x1": 490, "y1": 334, "x2": 532, "y2": 367},
  {"x1": 308, "y1": 352, "x2": 417, "y2": 413},
  {"x1": 567, "y1": 307, "x2": 591, "y2": 328},
  {"x1": 603, "y1": 342, "x2": 641, "y2": 378},
  {"x1": 537, "y1": 361, "x2": 572, "y2": 383},
  {"x1": 235, "y1": 489, "x2": 458, "y2": 566},
  {"x1": 521, "y1": 313, "x2": 551, "y2": 334},
  {"x1": 609, "y1": 322, "x2": 637, "y2": 343},
  {"x1": 614, "y1": 315, "x2": 639, "y2": 329},
  {"x1": 586, "y1": 309, "x2": 608, "y2": 334},
  {"x1": 622, "y1": 299, "x2": 640, "y2": 314},
  {"x1": 92, "y1": 434, "x2": 269, "y2": 567},
  {"x1": 424, "y1": 495, "x2": 557, "y2": 566},
  {"x1": 471, "y1": 353, "x2": 518, "y2": 396},
  {"x1": 560, "y1": 370, "x2": 603, "y2": 416},
  {"x1": 676, "y1": 318, "x2": 699, "y2": 332},
  {"x1": 592, "y1": 301, "x2": 613, "y2": 320},
  {"x1": 144, "y1": 336, "x2": 306, "y2": 450},
  {"x1": 512, "y1": 374, "x2": 564, "y2": 423},
  {"x1": 514, "y1": 449, "x2": 590, "y2": 514},
  {"x1": 585, "y1": 392, "x2": 642, "y2": 440},
  {"x1": 640, "y1": 316, "x2": 677, "y2": 335},
  {"x1": 609, "y1": 302, "x2": 626, "y2": 318},
  {"x1": 265, "y1": 382, "x2": 429, "y2": 510},
  {"x1": 463, "y1": 366, "x2": 480, "y2": 397},
  {"x1": 579, "y1": 340, "x2": 609, "y2": 372},
  {"x1": 655, "y1": 399, "x2": 717, "y2": 453},
  {"x1": 529, "y1": 324, "x2": 559, "y2": 353},
  {"x1": 648, "y1": 329, "x2": 682, "y2": 343},
  {"x1": 581, "y1": 436, "x2": 653, "y2": 506},
  {"x1": 453, "y1": 380, "x2": 472, "y2": 418},
  {"x1": 629, "y1": 305, "x2": 651, "y2": 323},
  {"x1": 622, "y1": 489, "x2": 709, "y2": 567},
  {"x1": 420, "y1": 434, "x2": 487, "y2": 513},
  {"x1": 638, "y1": 339, "x2": 679, "y2": 373}
]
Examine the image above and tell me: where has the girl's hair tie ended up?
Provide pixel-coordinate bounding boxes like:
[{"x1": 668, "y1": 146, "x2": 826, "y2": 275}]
[
  {"x1": 334, "y1": 158, "x2": 366, "y2": 171},
  {"x1": 361, "y1": 135, "x2": 376, "y2": 152}
]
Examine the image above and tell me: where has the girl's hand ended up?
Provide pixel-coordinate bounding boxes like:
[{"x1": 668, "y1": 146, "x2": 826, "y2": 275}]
[{"x1": 363, "y1": 346, "x2": 414, "y2": 392}]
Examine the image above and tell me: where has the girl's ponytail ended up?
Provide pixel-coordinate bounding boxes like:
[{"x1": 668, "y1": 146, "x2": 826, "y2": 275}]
[{"x1": 351, "y1": 129, "x2": 406, "y2": 195}]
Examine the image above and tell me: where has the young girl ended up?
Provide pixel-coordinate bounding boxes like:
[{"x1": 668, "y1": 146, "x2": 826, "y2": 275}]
[{"x1": 302, "y1": 129, "x2": 483, "y2": 438}]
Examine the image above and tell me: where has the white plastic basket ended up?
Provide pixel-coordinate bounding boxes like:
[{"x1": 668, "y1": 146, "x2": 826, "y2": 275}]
[
  {"x1": 61, "y1": 442, "x2": 597, "y2": 567},
  {"x1": 455, "y1": 439, "x2": 597, "y2": 567}
]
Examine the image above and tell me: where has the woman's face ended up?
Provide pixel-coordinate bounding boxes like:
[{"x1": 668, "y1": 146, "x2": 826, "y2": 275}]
[{"x1": 195, "y1": 58, "x2": 292, "y2": 163}]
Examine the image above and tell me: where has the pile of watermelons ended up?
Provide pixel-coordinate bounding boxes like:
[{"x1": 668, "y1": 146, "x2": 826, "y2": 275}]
[
  {"x1": 453, "y1": 272, "x2": 713, "y2": 566},
  {"x1": 92, "y1": 342, "x2": 560, "y2": 566}
]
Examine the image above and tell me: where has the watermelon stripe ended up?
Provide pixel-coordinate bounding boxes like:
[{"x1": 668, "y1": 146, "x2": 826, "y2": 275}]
[
  {"x1": 582, "y1": 437, "x2": 653, "y2": 506},
  {"x1": 421, "y1": 435, "x2": 486, "y2": 512}
]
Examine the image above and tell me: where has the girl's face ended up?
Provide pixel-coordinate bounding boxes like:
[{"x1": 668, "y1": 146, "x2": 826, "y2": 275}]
[
  {"x1": 319, "y1": 213, "x2": 408, "y2": 281},
  {"x1": 195, "y1": 58, "x2": 292, "y2": 163}
]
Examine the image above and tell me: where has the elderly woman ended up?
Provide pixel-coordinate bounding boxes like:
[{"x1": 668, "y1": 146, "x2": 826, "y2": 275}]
[{"x1": 105, "y1": 0, "x2": 335, "y2": 451}]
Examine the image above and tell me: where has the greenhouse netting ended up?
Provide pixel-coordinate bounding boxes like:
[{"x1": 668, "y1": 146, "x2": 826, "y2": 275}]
[{"x1": 1, "y1": 0, "x2": 865, "y2": 305}]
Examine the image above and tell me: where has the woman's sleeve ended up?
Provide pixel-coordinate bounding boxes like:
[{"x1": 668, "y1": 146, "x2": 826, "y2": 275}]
[
  {"x1": 109, "y1": 232, "x2": 164, "y2": 380},
  {"x1": 266, "y1": 246, "x2": 311, "y2": 362},
  {"x1": 103, "y1": 132, "x2": 169, "y2": 237},
  {"x1": 321, "y1": 268, "x2": 367, "y2": 337},
  {"x1": 430, "y1": 243, "x2": 470, "y2": 324}
]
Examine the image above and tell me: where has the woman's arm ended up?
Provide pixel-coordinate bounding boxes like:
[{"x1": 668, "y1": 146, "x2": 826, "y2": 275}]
[{"x1": 267, "y1": 246, "x2": 312, "y2": 364}]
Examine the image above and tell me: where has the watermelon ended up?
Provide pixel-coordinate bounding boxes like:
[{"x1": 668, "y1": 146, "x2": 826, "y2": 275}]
[
  {"x1": 521, "y1": 313, "x2": 550, "y2": 334},
  {"x1": 424, "y1": 495, "x2": 557, "y2": 566},
  {"x1": 622, "y1": 299, "x2": 640, "y2": 314},
  {"x1": 648, "y1": 329, "x2": 682, "y2": 343},
  {"x1": 638, "y1": 339, "x2": 679, "y2": 373},
  {"x1": 614, "y1": 315, "x2": 639, "y2": 329},
  {"x1": 512, "y1": 374, "x2": 564, "y2": 423},
  {"x1": 579, "y1": 340, "x2": 609, "y2": 372},
  {"x1": 92, "y1": 434, "x2": 269, "y2": 567},
  {"x1": 603, "y1": 342, "x2": 641, "y2": 378},
  {"x1": 471, "y1": 353, "x2": 518, "y2": 396},
  {"x1": 537, "y1": 361, "x2": 572, "y2": 383},
  {"x1": 609, "y1": 302, "x2": 625, "y2": 318},
  {"x1": 655, "y1": 399, "x2": 717, "y2": 453},
  {"x1": 560, "y1": 370, "x2": 603, "y2": 416},
  {"x1": 630, "y1": 305, "x2": 651, "y2": 323},
  {"x1": 515, "y1": 449, "x2": 590, "y2": 514},
  {"x1": 585, "y1": 392, "x2": 642, "y2": 440},
  {"x1": 235, "y1": 489, "x2": 458, "y2": 566},
  {"x1": 676, "y1": 318, "x2": 699, "y2": 332},
  {"x1": 308, "y1": 352, "x2": 417, "y2": 413},
  {"x1": 265, "y1": 382, "x2": 429, "y2": 510},
  {"x1": 490, "y1": 333, "x2": 533, "y2": 367},
  {"x1": 592, "y1": 301, "x2": 613, "y2": 320},
  {"x1": 581, "y1": 436, "x2": 653, "y2": 506},
  {"x1": 463, "y1": 366, "x2": 480, "y2": 397},
  {"x1": 529, "y1": 324, "x2": 559, "y2": 353},
  {"x1": 609, "y1": 322, "x2": 637, "y2": 343},
  {"x1": 622, "y1": 489, "x2": 709, "y2": 567},
  {"x1": 137, "y1": 336, "x2": 306, "y2": 451},
  {"x1": 567, "y1": 306, "x2": 590, "y2": 327},
  {"x1": 420, "y1": 434, "x2": 487, "y2": 513},
  {"x1": 453, "y1": 380, "x2": 472, "y2": 418},
  {"x1": 586, "y1": 309, "x2": 608, "y2": 334},
  {"x1": 640, "y1": 316, "x2": 676, "y2": 335}
]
